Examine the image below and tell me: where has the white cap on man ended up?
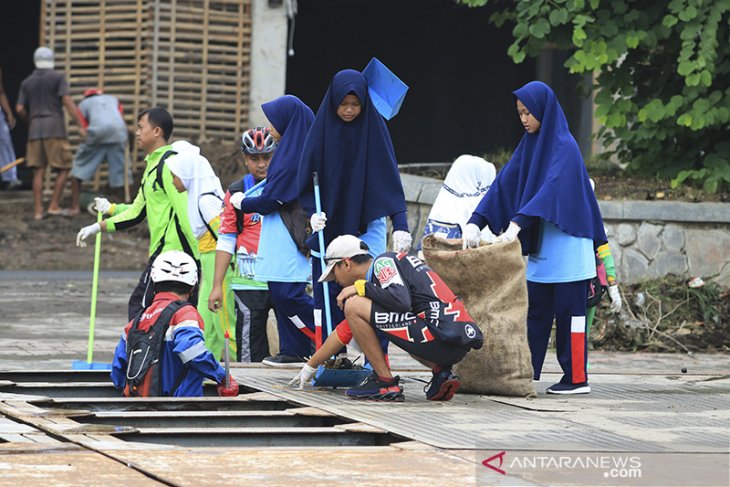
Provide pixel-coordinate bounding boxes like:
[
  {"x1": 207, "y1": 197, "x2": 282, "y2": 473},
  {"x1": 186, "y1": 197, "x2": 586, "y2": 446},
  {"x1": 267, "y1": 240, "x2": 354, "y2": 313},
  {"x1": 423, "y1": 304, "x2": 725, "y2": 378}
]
[
  {"x1": 318, "y1": 235, "x2": 370, "y2": 283},
  {"x1": 34, "y1": 47, "x2": 54, "y2": 69}
]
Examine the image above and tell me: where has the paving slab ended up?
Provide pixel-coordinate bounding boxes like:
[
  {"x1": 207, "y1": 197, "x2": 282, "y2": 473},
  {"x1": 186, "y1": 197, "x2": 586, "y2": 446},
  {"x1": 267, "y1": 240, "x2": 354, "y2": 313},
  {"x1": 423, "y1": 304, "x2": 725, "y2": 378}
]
[
  {"x1": 0, "y1": 443, "x2": 160, "y2": 486},
  {"x1": 231, "y1": 367, "x2": 730, "y2": 454},
  {"x1": 0, "y1": 271, "x2": 728, "y2": 486}
]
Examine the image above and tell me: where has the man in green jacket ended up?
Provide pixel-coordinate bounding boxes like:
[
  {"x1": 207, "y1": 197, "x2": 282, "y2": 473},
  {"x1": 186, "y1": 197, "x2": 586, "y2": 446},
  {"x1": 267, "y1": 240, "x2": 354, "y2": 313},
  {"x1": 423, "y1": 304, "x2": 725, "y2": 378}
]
[{"x1": 76, "y1": 107, "x2": 198, "y2": 319}]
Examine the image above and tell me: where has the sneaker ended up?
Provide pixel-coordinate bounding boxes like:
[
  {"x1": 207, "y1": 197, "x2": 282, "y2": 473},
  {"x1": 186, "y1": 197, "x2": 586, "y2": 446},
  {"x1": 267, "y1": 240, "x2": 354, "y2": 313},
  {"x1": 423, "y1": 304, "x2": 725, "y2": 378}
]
[
  {"x1": 546, "y1": 382, "x2": 591, "y2": 395},
  {"x1": 424, "y1": 367, "x2": 461, "y2": 401},
  {"x1": 262, "y1": 354, "x2": 306, "y2": 368},
  {"x1": 345, "y1": 373, "x2": 404, "y2": 401}
]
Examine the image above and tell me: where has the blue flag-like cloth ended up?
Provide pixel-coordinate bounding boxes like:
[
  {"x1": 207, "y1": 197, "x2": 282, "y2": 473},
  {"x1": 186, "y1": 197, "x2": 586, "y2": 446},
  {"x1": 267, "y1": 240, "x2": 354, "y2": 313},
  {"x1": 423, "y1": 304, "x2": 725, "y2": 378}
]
[
  {"x1": 297, "y1": 69, "x2": 407, "y2": 251},
  {"x1": 260, "y1": 95, "x2": 314, "y2": 203},
  {"x1": 473, "y1": 81, "x2": 606, "y2": 254}
]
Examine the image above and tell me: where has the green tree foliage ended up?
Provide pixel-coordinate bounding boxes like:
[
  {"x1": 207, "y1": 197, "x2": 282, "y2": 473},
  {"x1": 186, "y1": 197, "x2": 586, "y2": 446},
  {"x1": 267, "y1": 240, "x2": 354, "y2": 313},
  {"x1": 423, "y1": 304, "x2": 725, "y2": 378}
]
[{"x1": 458, "y1": 0, "x2": 730, "y2": 193}]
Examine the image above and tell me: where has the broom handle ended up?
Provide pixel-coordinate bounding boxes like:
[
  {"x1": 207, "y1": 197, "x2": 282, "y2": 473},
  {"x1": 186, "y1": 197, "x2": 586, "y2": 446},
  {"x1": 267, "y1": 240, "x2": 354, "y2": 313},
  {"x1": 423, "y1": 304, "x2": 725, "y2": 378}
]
[
  {"x1": 224, "y1": 330, "x2": 230, "y2": 388},
  {"x1": 86, "y1": 210, "x2": 103, "y2": 363},
  {"x1": 0, "y1": 157, "x2": 24, "y2": 174},
  {"x1": 313, "y1": 172, "x2": 333, "y2": 338}
]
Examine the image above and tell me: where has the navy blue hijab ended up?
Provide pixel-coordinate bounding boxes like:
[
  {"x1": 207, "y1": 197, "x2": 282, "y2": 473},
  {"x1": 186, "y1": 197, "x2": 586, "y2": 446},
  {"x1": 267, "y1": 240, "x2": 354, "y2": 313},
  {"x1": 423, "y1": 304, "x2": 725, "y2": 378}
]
[
  {"x1": 297, "y1": 69, "x2": 406, "y2": 249},
  {"x1": 260, "y1": 95, "x2": 314, "y2": 203},
  {"x1": 473, "y1": 81, "x2": 606, "y2": 254}
]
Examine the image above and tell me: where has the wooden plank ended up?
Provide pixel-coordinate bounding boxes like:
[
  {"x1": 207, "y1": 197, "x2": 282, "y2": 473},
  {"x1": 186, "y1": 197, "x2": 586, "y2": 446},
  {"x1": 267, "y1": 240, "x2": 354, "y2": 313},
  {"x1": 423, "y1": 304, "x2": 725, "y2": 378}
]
[
  {"x1": 235, "y1": 0, "x2": 245, "y2": 134},
  {"x1": 166, "y1": 0, "x2": 177, "y2": 112},
  {"x1": 199, "y1": 0, "x2": 211, "y2": 139},
  {"x1": 99, "y1": 0, "x2": 106, "y2": 88}
]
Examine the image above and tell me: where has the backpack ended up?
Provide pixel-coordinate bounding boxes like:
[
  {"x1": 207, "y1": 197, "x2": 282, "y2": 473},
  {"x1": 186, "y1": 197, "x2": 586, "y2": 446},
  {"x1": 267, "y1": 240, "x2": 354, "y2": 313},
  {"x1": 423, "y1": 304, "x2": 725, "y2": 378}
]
[
  {"x1": 143, "y1": 149, "x2": 201, "y2": 283},
  {"x1": 228, "y1": 177, "x2": 247, "y2": 235},
  {"x1": 426, "y1": 297, "x2": 484, "y2": 351},
  {"x1": 197, "y1": 191, "x2": 224, "y2": 241},
  {"x1": 151, "y1": 150, "x2": 177, "y2": 191},
  {"x1": 124, "y1": 300, "x2": 190, "y2": 397},
  {"x1": 586, "y1": 254, "x2": 609, "y2": 308}
]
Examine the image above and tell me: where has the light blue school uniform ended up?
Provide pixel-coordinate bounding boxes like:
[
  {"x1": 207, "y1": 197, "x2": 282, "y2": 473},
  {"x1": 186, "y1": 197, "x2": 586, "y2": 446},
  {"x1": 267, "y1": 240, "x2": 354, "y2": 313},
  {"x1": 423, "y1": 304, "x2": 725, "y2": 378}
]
[
  {"x1": 526, "y1": 221, "x2": 596, "y2": 283},
  {"x1": 255, "y1": 209, "x2": 311, "y2": 283},
  {"x1": 359, "y1": 217, "x2": 387, "y2": 257}
]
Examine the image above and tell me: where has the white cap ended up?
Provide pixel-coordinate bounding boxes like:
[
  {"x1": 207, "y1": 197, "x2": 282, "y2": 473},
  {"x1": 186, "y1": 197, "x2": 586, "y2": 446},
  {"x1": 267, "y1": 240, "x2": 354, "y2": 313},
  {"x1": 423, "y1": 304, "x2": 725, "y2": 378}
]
[
  {"x1": 318, "y1": 235, "x2": 370, "y2": 283},
  {"x1": 34, "y1": 47, "x2": 54, "y2": 69}
]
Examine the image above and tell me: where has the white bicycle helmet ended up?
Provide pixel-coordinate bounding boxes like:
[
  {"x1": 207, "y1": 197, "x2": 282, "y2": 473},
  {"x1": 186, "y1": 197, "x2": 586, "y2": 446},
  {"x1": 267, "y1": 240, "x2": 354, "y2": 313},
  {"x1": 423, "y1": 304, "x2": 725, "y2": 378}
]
[
  {"x1": 150, "y1": 251, "x2": 198, "y2": 286},
  {"x1": 241, "y1": 126, "x2": 276, "y2": 155}
]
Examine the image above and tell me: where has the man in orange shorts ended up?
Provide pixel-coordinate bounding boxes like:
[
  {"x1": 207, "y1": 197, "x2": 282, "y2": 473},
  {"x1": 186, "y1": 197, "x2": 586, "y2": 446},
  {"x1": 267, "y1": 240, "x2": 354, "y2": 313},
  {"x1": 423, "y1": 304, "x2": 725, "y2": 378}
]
[{"x1": 16, "y1": 47, "x2": 85, "y2": 219}]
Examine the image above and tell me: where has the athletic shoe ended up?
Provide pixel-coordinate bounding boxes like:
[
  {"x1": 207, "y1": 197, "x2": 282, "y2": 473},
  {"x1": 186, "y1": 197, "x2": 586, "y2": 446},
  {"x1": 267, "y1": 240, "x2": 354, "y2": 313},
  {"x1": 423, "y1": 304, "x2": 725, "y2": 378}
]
[
  {"x1": 345, "y1": 373, "x2": 404, "y2": 401},
  {"x1": 262, "y1": 354, "x2": 306, "y2": 368},
  {"x1": 546, "y1": 382, "x2": 591, "y2": 395},
  {"x1": 424, "y1": 367, "x2": 461, "y2": 401}
]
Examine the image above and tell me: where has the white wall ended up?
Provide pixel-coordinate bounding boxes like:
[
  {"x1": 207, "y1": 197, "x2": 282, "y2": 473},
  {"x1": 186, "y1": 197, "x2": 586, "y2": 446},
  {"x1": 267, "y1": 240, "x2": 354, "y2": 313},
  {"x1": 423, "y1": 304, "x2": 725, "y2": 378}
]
[{"x1": 248, "y1": 0, "x2": 288, "y2": 127}]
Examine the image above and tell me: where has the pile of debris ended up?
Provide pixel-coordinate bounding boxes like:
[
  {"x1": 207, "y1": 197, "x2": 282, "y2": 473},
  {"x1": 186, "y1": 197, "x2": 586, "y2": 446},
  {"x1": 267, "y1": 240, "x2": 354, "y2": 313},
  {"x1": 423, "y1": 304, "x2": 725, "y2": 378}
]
[{"x1": 592, "y1": 276, "x2": 730, "y2": 353}]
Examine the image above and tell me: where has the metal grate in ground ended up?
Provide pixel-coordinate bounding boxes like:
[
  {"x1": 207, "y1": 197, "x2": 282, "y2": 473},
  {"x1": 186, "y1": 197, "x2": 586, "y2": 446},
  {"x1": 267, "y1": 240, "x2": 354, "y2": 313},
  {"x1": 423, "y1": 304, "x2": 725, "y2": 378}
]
[
  {"x1": 234, "y1": 368, "x2": 730, "y2": 454},
  {"x1": 0, "y1": 370, "x2": 407, "y2": 449}
]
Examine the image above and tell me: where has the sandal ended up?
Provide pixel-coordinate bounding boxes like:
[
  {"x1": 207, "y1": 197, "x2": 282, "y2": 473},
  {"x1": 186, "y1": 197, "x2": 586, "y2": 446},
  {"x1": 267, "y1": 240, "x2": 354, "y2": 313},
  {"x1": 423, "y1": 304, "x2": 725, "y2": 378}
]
[{"x1": 47, "y1": 208, "x2": 71, "y2": 217}]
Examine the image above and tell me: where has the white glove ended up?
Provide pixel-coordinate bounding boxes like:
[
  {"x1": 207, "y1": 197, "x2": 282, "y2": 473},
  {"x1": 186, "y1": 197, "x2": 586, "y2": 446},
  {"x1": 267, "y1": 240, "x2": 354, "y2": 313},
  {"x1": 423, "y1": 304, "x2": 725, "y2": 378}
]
[
  {"x1": 288, "y1": 364, "x2": 317, "y2": 389},
  {"x1": 494, "y1": 221, "x2": 521, "y2": 244},
  {"x1": 462, "y1": 223, "x2": 482, "y2": 249},
  {"x1": 310, "y1": 212, "x2": 327, "y2": 232},
  {"x1": 229, "y1": 191, "x2": 245, "y2": 210},
  {"x1": 392, "y1": 230, "x2": 412, "y2": 253},
  {"x1": 76, "y1": 223, "x2": 101, "y2": 247},
  {"x1": 608, "y1": 285, "x2": 622, "y2": 313},
  {"x1": 481, "y1": 225, "x2": 496, "y2": 244},
  {"x1": 93, "y1": 197, "x2": 112, "y2": 215}
]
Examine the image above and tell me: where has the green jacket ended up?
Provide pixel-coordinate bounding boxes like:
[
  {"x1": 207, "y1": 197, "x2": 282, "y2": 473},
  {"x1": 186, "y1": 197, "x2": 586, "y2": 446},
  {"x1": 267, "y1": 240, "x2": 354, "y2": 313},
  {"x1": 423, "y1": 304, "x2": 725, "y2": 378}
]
[{"x1": 106, "y1": 145, "x2": 199, "y2": 259}]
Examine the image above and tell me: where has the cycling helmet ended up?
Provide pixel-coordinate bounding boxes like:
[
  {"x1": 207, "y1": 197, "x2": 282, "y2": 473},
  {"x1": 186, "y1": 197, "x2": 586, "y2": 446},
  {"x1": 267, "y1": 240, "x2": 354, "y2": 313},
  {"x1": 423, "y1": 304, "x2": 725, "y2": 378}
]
[
  {"x1": 241, "y1": 126, "x2": 276, "y2": 155},
  {"x1": 150, "y1": 251, "x2": 198, "y2": 286}
]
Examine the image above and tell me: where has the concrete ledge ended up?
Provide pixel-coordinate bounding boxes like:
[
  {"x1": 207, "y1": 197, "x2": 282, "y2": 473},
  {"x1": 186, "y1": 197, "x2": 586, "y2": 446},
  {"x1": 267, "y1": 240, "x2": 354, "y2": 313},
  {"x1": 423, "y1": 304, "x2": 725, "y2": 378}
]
[
  {"x1": 401, "y1": 173, "x2": 730, "y2": 224},
  {"x1": 598, "y1": 201, "x2": 730, "y2": 223}
]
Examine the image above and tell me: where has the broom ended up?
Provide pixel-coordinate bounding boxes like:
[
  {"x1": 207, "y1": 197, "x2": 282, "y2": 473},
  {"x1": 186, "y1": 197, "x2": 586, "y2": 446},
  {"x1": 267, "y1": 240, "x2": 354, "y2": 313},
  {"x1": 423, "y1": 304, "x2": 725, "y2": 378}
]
[
  {"x1": 310, "y1": 172, "x2": 370, "y2": 387},
  {"x1": 73, "y1": 210, "x2": 112, "y2": 370}
]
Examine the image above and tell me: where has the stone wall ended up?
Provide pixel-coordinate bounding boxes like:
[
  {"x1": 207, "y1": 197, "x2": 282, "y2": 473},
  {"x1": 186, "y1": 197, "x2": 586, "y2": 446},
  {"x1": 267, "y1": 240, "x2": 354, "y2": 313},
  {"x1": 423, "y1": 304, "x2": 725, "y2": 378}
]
[{"x1": 401, "y1": 174, "x2": 730, "y2": 287}]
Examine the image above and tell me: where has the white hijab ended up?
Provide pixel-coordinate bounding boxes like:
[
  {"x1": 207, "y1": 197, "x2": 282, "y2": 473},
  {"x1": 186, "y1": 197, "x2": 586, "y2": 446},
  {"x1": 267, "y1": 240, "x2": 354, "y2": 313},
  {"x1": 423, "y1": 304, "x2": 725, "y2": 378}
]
[
  {"x1": 168, "y1": 140, "x2": 225, "y2": 239},
  {"x1": 428, "y1": 155, "x2": 496, "y2": 234}
]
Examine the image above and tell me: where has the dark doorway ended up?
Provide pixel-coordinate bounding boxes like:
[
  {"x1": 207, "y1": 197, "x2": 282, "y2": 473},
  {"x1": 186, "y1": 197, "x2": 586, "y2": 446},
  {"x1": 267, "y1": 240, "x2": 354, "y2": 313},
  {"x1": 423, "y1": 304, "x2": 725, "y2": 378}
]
[
  {"x1": 285, "y1": 0, "x2": 537, "y2": 163},
  {"x1": 1, "y1": 1, "x2": 42, "y2": 184}
]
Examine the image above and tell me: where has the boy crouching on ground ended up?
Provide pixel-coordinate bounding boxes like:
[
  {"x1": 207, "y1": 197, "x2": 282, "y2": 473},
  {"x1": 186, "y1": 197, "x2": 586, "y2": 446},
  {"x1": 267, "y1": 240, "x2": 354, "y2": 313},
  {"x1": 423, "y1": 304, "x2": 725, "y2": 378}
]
[
  {"x1": 290, "y1": 235, "x2": 483, "y2": 401},
  {"x1": 111, "y1": 250, "x2": 239, "y2": 397}
]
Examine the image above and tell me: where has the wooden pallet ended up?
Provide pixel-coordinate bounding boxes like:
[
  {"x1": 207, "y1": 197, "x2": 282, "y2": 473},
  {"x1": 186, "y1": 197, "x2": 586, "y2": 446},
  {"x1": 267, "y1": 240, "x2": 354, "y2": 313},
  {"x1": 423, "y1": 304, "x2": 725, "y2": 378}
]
[{"x1": 40, "y1": 0, "x2": 252, "y2": 197}]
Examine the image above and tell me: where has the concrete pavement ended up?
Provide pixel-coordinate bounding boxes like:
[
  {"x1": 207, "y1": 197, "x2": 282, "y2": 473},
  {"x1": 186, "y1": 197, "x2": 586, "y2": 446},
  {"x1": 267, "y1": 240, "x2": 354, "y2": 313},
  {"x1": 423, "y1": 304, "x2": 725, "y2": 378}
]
[{"x1": 0, "y1": 271, "x2": 728, "y2": 486}]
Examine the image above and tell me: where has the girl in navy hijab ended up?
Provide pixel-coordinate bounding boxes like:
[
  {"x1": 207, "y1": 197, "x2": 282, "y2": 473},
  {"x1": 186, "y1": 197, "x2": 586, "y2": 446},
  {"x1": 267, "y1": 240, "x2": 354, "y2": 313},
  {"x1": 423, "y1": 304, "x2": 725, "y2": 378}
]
[
  {"x1": 464, "y1": 81, "x2": 606, "y2": 396},
  {"x1": 297, "y1": 69, "x2": 411, "y2": 343},
  {"x1": 230, "y1": 95, "x2": 317, "y2": 366}
]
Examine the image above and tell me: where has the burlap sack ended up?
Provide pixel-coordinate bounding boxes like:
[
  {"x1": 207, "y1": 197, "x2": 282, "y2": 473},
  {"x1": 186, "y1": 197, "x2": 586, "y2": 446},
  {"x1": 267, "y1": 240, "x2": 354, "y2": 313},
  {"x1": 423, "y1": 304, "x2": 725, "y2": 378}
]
[{"x1": 422, "y1": 235, "x2": 536, "y2": 397}]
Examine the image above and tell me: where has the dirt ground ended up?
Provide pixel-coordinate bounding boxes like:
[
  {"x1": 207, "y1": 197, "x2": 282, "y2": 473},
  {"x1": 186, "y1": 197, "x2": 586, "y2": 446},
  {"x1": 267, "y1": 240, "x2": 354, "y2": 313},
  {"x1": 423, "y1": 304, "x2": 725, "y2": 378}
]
[
  {"x1": 2, "y1": 141, "x2": 727, "y2": 271},
  {"x1": 1, "y1": 144, "x2": 727, "y2": 354},
  {"x1": 0, "y1": 142, "x2": 243, "y2": 272}
]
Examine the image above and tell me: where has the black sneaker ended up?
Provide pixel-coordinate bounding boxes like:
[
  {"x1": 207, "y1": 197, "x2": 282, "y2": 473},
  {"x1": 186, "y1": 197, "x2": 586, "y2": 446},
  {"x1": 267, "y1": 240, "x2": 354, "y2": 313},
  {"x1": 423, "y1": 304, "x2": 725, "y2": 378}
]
[
  {"x1": 345, "y1": 373, "x2": 404, "y2": 401},
  {"x1": 262, "y1": 354, "x2": 306, "y2": 368},
  {"x1": 424, "y1": 367, "x2": 461, "y2": 401},
  {"x1": 546, "y1": 382, "x2": 591, "y2": 395}
]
